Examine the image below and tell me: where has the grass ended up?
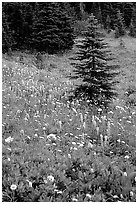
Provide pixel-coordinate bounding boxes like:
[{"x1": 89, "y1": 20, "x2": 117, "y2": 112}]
[{"x1": 2, "y1": 36, "x2": 136, "y2": 202}]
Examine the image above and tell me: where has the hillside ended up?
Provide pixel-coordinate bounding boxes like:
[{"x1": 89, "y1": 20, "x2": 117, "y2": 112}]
[{"x1": 2, "y1": 36, "x2": 136, "y2": 202}]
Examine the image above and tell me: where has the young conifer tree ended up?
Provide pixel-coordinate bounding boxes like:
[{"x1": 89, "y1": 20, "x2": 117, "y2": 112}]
[
  {"x1": 115, "y1": 10, "x2": 126, "y2": 38},
  {"x1": 70, "y1": 14, "x2": 119, "y2": 108}
]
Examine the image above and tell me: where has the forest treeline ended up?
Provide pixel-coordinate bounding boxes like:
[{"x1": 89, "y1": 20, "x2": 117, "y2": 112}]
[{"x1": 2, "y1": 2, "x2": 136, "y2": 54}]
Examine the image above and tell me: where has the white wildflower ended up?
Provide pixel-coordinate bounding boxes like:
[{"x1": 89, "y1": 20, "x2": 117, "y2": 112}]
[
  {"x1": 72, "y1": 197, "x2": 78, "y2": 202},
  {"x1": 72, "y1": 108, "x2": 77, "y2": 114},
  {"x1": 124, "y1": 155, "x2": 129, "y2": 159},
  {"x1": 97, "y1": 108, "x2": 102, "y2": 112},
  {"x1": 68, "y1": 154, "x2": 71, "y2": 158},
  {"x1": 59, "y1": 121, "x2": 62, "y2": 129},
  {"x1": 47, "y1": 175, "x2": 54, "y2": 183},
  {"x1": 7, "y1": 148, "x2": 11, "y2": 151},
  {"x1": 113, "y1": 195, "x2": 119, "y2": 198},
  {"x1": 72, "y1": 142, "x2": 76, "y2": 145},
  {"x1": 104, "y1": 135, "x2": 108, "y2": 146},
  {"x1": 20, "y1": 129, "x2": 24, "y2": 135},
  {"x1": 100, "y1": 134, "x2": 104, "y2": 147},
  {"x1": 90, "y1": 168, "x2": 95, "y2": 173},
  {"x1": 10, "y1": 184, "x2": 17, "y2": 190},
  {"x1": 130, "y1": 191, "x2": 134, "y2": 197},
  {"x1": 86, "y1": 193, "x2": 92, "y2": 199},
  {"x1": 96, "y1": 126, "x2": 99, "y2": 135},
  {"x1": 88, "y1": 142, "x2": 93, "y2": 148},
  {"x1": 47, "y1": 134, "x2": 56, "y2": 141},
  {"x1": 7, "y1": 158, "x2": 11, "y2": 161},
  {"x1": 117, "y1": 139, "x2": 121, "y2": 143},
  {"x1": 5, "y1": 136, "x2": 14, "y2": 143},
  {"x1": 123, "y1": 172, "x2": 127, "y2": 176},
  {"x1": 26, "y1": 180, "x2": 32, "y2": 187},
  {"x1": 79, "y1": 143, "x2": 84, "y2": 147}
]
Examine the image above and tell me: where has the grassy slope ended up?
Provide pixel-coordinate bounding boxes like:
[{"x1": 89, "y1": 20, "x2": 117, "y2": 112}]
[{"x1": 2, "y1": 36, "x2": 136, "y2": 202}]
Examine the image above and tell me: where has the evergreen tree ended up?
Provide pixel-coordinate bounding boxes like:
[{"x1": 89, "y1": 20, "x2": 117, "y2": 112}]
[
  {"x1": 2, "y1": 8, "x2": 14, "y2": 53},
  {"x1": 115, "y1": 10, "x2": 126, "y2": 38},
  {"x1": 70, "y1": 14, "x2": 119, "y2": 108},
  {"x1": 31, "y1": 2, "x2": 74, "y2": 54},
  {"x1": 106, "y1": 15, "x2": 111, "y2": 33},
  {"x1": 129, "y1": 19, "x2": 136, "y2": 38}
]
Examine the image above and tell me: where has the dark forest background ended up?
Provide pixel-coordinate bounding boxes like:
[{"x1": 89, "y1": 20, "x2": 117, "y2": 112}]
[{"x1": 2, "y1": 2, "x2": 136, "y2": 54}]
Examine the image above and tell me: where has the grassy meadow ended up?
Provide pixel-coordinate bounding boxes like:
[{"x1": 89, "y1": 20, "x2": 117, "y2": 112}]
[{"x1": 2, "y1": 35, "x2": 136, "y2": 202}]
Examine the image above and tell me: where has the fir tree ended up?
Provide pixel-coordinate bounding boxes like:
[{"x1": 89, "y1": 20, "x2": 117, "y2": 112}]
[
  {"x1": 129, "y1": 18, "x2": 136, "y2": 38},
  {"x1": 31, "y1": 3, "x2": 74, "y2": 54},
  {"x1": 70, "y1": 14, "x2": 119, "y2": 108},
  {"x1": 2, "y1": 9, "x2": 14, "y2": 53},
  {"x1": 115, "y1": 10, "x2": 126, "y2": 38},
  {"x1": 106, "y1": 15, "x2": 111, "y2": 33}
]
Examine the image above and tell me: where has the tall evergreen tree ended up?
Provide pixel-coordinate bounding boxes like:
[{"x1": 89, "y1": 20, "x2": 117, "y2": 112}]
[
  {"x1": 31, "y1": 2, "x2": 74, "y2": 54},
  {"x1": 70, "y1": 14, "x2": 119, "y2": 108},
  {"x1": 114, "y1": 10, "x2": 126, "y2": 38},
  {"x1": 2, "y1": 8, "x2": 14, "y2": 52}
]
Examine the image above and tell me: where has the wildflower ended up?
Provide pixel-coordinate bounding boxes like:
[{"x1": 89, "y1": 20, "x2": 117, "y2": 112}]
[
  {"x1": 96, "y1": 126, "x2": 99, "y2": 135},
  {"x1": 98, "y1": 108, "x2": 102, "y2": 112},
  {"x1": 130, "y1": 191, "x2": 134, "y2": 197},
  {"x1": 7, "y1": 148, "x2": 11, "y2": 151},
  {"x1": 79, "y1": 143, "x2": 84, "y2": 147},
  {"x1": 47, "y1": 175, "x2": 54, "y2": 183},
  {"x1": 90, "y1": 168, "x2": 94, "y2": 173},
  {"x1": 72, "y1": 108, "x2": 77, "y2": 114},
  {"x1": 47, "y1": 134, "x2": 56, "y2": 141},
  {"x1": 123, "y1": 172, "x2": 127, "y2": 176},
  {"x1": 74, "y1": 147, "x2": 78, "y2": 150},
  {"x1": 80, "y1": 113, "x2": 84, "y2": 123},
  {"x1": 20, "y1": 129, "x2": 24, "y2": 135},
  {"x1": 124, "y1": 155, "x2": 129, "y2": 159},
  {"x1": 72, "y1": 142, "x2": 76, "y2": 145},
  {"x1": 107, "y1": 121, "x2": 111, "y2": 136},
  {"x1": 68, "y1": 154, "x2": 71, "y2": 158},
  {"x1": 10, "y1": 184, "x2": 17, "y2": 190},
  {"x1": 121, "y1": 141, "x2": 125, "y2": 144},
  {"x1": 86, "y1": 193, "x2": 92, "y2": 199},
  {"x1": 104, "y1": 135, "x2": 108, "y2": 146},
  {"x1": 113, "y1": 195, "x2": 119, "y2": 198},
  {"x1": 5, "y1": 136, "x2": 14, "y2": 143},
  {"x1": 100, "y1": 134, "x2": 104, "y2": 147},
  {"x1": 7, "y1": 158, "x2": 11, "y2": 161},
  {"x1": 26, "y1": 180, "x2": 32, "y2": 187},
  {"x1": 92, "y1": 116, "x2": 97, "y2": 128},
  {"x1": 88, "y1": 142, "x2": 93, "y2": 148},
  {"x1": 72, "y1": 197, "x2": 78, "y2": 202},
  {"x1": 117, "y1": 139, "x2": 121, "y2": 143}
]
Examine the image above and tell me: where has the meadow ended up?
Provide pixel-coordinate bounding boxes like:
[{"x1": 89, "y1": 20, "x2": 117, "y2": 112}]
[{"x1": 2, "y1": 35, "x2": 136, "y2": 202}]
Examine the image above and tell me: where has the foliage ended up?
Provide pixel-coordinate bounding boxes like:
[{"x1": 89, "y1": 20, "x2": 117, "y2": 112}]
[
  {"x1": 114, "y1": 10, "x2": 126, "y2": 38},
  {"x1": 70, "y1": 14, "x2": 119, "y2": 108},
  {"x1": 129, "y1": 19, "x2": 136, "y2": 38},
  {"x1": 2, "y1": 39, "x2": 136, "y2": 201},
  {"x1": 2, "y1": 8, "x2": 15, "y2": 53}
]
